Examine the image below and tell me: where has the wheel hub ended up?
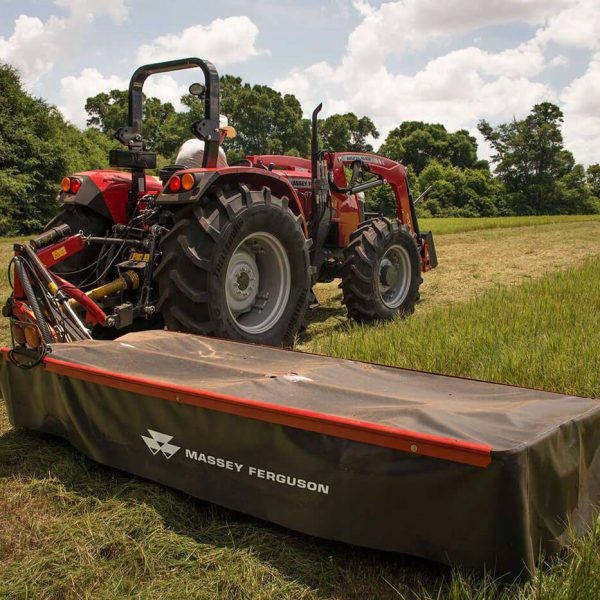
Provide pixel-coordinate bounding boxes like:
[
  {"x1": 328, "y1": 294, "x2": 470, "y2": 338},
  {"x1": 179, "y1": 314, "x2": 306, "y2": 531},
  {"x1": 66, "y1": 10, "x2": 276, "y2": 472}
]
[
  {"x1": 236, "y1": 270, "x2": 251, "y2": 292},
  {"x1": 226, "y1": 250, "x2": 259, "y2": 313},
  {"x1": 379, "y1": 259, "x2": 399, "y2": 287},
  {"x1": 377, "y1": 244, "x2": 412, "y2": 309},
  {"x1": 224, "y1": 232, "x2": 291, "y2": 335}
]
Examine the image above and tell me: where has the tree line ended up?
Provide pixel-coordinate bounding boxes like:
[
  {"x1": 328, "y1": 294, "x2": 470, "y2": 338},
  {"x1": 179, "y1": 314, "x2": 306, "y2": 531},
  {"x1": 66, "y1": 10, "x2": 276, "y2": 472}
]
[{"x1": 1, "y1": 62, "x2": 599, "y2": 235}]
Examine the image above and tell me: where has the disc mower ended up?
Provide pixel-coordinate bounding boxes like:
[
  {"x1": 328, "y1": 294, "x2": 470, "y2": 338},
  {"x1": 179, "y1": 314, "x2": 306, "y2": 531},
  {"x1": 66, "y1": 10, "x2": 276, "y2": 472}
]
[{"x1": 4, "y1": 57, "x2": 437, "y2": 358}]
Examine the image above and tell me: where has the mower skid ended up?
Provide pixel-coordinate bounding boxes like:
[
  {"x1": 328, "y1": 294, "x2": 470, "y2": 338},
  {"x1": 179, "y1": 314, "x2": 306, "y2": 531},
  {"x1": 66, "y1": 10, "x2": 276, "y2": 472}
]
[{"x1": 2, "y1": 330, "x2": 599, "y2": 577}]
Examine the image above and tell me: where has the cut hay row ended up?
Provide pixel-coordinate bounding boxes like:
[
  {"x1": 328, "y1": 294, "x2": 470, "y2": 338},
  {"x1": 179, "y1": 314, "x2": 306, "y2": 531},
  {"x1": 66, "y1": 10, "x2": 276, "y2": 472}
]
[{"x1": 419, "y1": 213, "x2": 600, "y2": 235}]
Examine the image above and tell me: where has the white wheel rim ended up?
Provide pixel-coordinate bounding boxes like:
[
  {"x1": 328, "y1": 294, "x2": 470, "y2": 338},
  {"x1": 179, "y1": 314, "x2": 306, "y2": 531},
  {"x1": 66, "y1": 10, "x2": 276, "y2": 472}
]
[
  {"x1": 377, "y1": 244, "x2": 412, "y2": 309},
  {"x1": 225, "y1": 232, "x2": 291, "y2": 334}
]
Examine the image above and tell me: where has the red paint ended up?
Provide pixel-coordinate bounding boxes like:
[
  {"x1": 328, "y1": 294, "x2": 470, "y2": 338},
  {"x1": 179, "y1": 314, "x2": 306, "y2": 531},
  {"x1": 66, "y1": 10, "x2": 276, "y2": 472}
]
[
  {"x1": 76, "y1": 171, "x2": 163, "y2": 224},
  {"x1": 52, "y1": 275, "x2": 107, "y2": 326},
  {"x1": 246, "y1": 155, "x2": 311, "y2": 172},
  {"x1": 36, "y1": 235, "x2": 85, "y2": 268},
  {"x1": 11, "y1": 300, "x2": 35, "y2": 322}
]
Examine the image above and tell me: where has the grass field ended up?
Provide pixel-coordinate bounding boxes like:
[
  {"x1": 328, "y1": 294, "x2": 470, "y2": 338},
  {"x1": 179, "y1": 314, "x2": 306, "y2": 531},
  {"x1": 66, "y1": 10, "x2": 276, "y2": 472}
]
[
  {"x1": 1, "y1": 217, "x2": 600, "y2": 598},
  {"x1": 418, "y1": 213, "x2": 600, "y2": 235}
]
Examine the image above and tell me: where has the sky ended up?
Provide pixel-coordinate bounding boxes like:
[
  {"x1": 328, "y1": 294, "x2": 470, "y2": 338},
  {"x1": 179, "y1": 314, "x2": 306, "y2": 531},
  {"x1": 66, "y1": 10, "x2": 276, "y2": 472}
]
[{"x1": 1, "y1": 0, "x2": 599, "y2": 164}]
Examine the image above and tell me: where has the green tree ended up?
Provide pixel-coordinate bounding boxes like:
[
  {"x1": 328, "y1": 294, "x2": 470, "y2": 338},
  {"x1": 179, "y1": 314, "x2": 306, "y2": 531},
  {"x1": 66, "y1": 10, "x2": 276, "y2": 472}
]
[
  {"x1": 416, "y1": 161, "x2": 504, "y2": 217},
  {"x1": 586, "y1": 164, "x2": 600, "y2": 198},
  {"x1": 478, "y1": 102, "x2": 576, "y2": 214},
  {"x1": 557, "y1": 164, "x2": 600, "y2": 214},
  {"x1": 319, "y1": 113, "x2": 379, "y2": 152},
  {"x1": 218, "y1": 76, "x2": 310, "y2": 157},
  {"x1": 85, "y1": 90, "x2": 128, "y2": 132},
  {"x1": 378, "y1": 122, "x2": 479, "y2": 174},
  {"x1": 85, "y1": 90, "x2": 180, "y2": 156},
  {"x1": 1, "y1": 64, "x2": 107, "y2": 233},
  {"x1": 83, "y1": 76, "x2": 383, "y2": 162},
  {"x1": 366, "y1": 160, "x2": 503, "y2": 219}
]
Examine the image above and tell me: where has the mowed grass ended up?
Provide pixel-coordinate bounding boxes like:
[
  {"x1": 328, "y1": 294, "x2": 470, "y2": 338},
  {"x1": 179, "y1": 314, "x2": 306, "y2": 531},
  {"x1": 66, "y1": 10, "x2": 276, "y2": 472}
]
[
  {"x1": 1, "y1": 218, "x2": 600, "y2": 598},
  {"x1": 418, "y1": 213, "x2": 600, "y2": 235}
]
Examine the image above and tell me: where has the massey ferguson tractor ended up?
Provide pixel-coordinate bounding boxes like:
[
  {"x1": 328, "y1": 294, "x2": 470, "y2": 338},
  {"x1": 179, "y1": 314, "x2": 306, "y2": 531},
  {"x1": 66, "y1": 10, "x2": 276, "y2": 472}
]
[{"x1": 5, "y1": 57, "x2": 437, "y2": 357}]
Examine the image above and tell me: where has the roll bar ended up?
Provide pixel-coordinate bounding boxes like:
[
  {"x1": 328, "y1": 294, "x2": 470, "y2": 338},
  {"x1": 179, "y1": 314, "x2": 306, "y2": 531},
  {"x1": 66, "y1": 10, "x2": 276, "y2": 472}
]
[{"x1": 115, "y1": 57, "x2": 221, "y2": 169}]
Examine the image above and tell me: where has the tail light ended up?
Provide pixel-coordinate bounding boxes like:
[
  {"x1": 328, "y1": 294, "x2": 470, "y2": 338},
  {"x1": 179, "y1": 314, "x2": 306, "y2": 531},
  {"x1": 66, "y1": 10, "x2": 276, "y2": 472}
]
[
  {"x1": 168, "y1": 176, "x2": 181, "y2": 192},
  {"x1": 60, "y1": 177, "x2": 82, "y2": 194},
  {"x1": 70, "y1": 178, "x2": 82, "y2": 194},
  {"x1": 181, "y1": 173, "x2": 196, "y2": 191}
]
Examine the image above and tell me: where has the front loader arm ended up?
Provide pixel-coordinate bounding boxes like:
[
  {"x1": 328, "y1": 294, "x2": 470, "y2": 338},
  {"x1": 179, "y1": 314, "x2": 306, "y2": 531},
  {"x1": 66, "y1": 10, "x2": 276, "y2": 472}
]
[
  {"x1": 329, "y1": 152, "x2": 437, "y2": 271},
  {"x1": 330, "y1": 152, "x2": 418, "y2": 233}
]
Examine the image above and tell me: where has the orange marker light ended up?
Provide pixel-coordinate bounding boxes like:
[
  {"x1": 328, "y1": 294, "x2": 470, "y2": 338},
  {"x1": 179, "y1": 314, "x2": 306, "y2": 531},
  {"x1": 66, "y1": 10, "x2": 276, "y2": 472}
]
[
  {"x1": 61, "y1": 177, "x2": 71, "y2": 192},
  {"x1": 24, "y1": 325, "x2": 41, "y2": 349},
  {"x1": 181, "y1": 173, "x2": 195, "y2": 191},
  {"x1": 169, "y1": 176, "x2": 181, "y2": 192}
]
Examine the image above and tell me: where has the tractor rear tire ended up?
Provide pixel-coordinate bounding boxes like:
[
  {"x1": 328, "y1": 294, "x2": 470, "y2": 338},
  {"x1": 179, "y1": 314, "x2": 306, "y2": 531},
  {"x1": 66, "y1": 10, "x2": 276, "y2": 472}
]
[
  {"x1": 155, "y1": 184, "x2": 311, "y2": 347},
  {"x1": 340, "y1": 218, "x2": 422, "y2": 323},
  {"x1": 44, "y1": 205, "x2": 112, "y2": 289}
]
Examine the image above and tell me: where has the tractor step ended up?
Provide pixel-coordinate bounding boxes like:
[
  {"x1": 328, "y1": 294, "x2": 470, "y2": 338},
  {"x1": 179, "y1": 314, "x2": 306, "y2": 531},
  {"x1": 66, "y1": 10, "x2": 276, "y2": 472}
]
[{"x1": 1, "y1": 330, "x2": 599, "y2": 577}]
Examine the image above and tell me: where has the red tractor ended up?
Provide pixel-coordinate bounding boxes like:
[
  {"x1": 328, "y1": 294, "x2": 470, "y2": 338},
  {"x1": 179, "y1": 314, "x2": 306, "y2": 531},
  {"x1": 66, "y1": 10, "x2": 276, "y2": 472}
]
[{"x1": 6, "y1": 57, "x2": 437, "y2": 353}]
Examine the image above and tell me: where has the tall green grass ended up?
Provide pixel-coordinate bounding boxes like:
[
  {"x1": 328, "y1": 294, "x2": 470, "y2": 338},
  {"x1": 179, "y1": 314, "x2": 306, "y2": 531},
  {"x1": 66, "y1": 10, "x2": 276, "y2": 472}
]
[
  {"x1": 308, "y1": 255, "x2": 600, "y2": 399},
  {"x1": 419, "y1": 214, "x2": 600, "y2": 235}
]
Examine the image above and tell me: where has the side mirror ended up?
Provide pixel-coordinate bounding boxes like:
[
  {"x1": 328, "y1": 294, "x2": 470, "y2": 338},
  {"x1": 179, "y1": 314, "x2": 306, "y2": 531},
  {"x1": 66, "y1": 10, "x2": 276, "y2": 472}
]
[{"x1": 189, "y1": 82, "x2": 205, "y2": 98}]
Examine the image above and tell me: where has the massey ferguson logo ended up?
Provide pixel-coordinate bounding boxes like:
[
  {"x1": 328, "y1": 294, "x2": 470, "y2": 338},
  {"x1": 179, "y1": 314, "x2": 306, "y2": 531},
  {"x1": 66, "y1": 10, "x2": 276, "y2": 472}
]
[
  {"x1": 141, "y1": 428, "x2": 330, "y2": 494},
  {"x1": 141, "y1": 429, "x2": 181, "y2": 459}
]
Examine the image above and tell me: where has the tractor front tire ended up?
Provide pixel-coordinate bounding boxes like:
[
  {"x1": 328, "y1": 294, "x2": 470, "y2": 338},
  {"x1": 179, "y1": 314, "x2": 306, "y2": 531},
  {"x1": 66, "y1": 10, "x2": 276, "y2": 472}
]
[
  {"x1": 155, "y1": 184, "x2": 311, "y2": 347},
  {"x1": 341, "y1": 218, "x2": 422, "y2": 323},
  {"x1": 44, "y1": 205, "x2": 112, "y2": 289}
]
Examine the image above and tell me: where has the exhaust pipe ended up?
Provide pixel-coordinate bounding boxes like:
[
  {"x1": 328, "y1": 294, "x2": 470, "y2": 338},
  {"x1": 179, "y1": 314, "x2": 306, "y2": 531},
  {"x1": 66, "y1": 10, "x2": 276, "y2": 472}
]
[
  {"x1": 311, "y1": 102, "x2": 322, "y2": 184},
  {"x1": 309, "y1": 103, "x2": 329, "y2": 240}
]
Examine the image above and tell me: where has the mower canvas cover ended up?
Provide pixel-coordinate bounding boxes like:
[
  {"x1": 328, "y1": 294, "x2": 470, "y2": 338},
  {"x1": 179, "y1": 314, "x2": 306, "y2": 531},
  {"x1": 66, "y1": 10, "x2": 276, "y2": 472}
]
[{"x1": 1, "y1": 330, "x2": 599, "y2": 577}]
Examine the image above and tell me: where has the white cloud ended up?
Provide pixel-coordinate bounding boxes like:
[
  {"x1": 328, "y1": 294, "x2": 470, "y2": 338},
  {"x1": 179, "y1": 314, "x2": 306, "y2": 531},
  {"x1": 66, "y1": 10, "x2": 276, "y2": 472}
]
[
  {"x1": 0, "y1": 0, "x2": 129, "y2": 86},
  {"x1": 560, "y1": 52, "x2": 600, "y2": 163},
  {"x1": 137, "y1": 16, "x2": 267, "y2": 66},
  {"x1": 343, "y1": 0, "x2": 567, "y2": 73},
  {"x1": 536, "y1": 0, "x2": 600, "y2": 50},
  {"x1": 57, "y1": 13, "x2": 267, "y2": 128},
  {"x1": 275, "y1": 38, "x2": 552, "y2": 140},
  {"x1": 275, "y1": 0, "x2": 599, "y2": 165},
  {"x1": 59, "y1": 68, "x2": 127, "y2": 127},
  {"x1": 144, "y1": 75, "x2": 187, "y2": 112},
  {"x1": 0, "y1": 14, "x2": 72, "y2": 85},
  {"x1": 58, "y1": 70, "x2": 188, "y2": 127}
]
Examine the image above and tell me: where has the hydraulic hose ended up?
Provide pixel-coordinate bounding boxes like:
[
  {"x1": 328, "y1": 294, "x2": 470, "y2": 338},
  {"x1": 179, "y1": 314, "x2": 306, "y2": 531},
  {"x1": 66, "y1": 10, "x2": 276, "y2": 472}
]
[
  {"x1": 22, "y1": 244, "x2": 91, "y2": 340},
  {"x1": 14, "y1": 257, "x2": 53, "y2": 344}
]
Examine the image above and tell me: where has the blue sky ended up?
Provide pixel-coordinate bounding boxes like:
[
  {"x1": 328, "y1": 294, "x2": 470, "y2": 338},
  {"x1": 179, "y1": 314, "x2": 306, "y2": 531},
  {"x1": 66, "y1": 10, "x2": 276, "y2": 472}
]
[{"x1": 1, "y1": 1, "x2": 599, "y2": 163}]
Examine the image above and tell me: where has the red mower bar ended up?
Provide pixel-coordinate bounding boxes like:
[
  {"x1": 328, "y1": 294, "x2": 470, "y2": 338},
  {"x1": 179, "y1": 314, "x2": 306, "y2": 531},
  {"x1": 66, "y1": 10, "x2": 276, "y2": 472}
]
[{"x1": 2, "y1": 330, "x2": 599, "y2": 577}]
